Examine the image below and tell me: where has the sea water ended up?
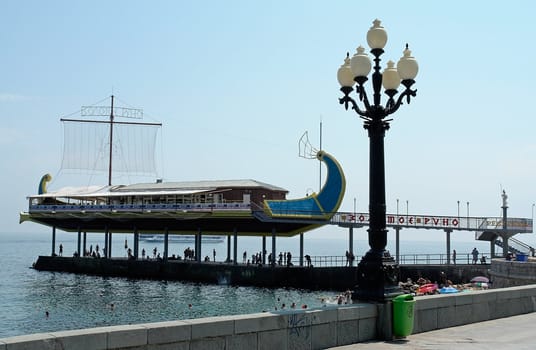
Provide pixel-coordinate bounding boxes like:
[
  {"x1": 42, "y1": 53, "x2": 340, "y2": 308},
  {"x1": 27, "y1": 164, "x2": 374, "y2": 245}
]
[{"x1": 0, "y1": 231, "x2": 492, "y2": 338}]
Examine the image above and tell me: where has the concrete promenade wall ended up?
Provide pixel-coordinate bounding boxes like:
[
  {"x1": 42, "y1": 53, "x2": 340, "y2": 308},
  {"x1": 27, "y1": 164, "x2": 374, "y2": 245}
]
[
  {"x1": 0, "y1": 304, "x2": 379, "y2": 350},
  {"x1": 2, "y1": 285, "x2": 536, "y2": 349},
  {"x1": 413, "y1": 284, "x2": 536, "y2": 333}
]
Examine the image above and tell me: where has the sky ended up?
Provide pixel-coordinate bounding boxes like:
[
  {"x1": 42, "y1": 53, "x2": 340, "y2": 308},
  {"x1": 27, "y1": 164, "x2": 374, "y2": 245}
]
[{"x1": 2, "y1": 1, "x2": 536, "y2": 248}]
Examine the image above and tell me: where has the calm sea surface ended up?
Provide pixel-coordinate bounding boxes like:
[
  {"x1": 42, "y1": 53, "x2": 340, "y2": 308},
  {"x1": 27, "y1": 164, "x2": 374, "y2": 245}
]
[{"x1": 0, "y1": 231, "x2": 491, "y2": 338}]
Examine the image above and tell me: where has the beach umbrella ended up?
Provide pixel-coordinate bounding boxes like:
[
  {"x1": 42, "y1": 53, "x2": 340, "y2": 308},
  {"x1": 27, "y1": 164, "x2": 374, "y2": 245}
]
[{"x1": 471, "y1": 276, "x2": 489, "y2": 283}]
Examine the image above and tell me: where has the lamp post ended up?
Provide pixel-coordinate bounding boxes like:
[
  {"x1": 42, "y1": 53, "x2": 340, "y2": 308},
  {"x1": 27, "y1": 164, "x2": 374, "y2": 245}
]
[
  {"x1": 337, "y1": 19, "x2": 418, "y2": 301},
  {"x1": 467, "y1": 201, "x2": 470, "y2": 228},
  {"x1": 531, "y1": 203, "x2": 534, "y2": 233}
]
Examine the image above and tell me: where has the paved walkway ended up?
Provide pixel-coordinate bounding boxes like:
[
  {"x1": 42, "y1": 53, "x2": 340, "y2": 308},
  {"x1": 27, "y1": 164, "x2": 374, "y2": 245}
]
[{"x1": 330, "y1": 312, "x2": 536, "y2": 349}]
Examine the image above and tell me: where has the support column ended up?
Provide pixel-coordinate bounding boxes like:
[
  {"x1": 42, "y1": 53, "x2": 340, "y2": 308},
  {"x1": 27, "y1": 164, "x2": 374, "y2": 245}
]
[
  {"x1": 445, "y1": 229, "x2": 451, "y2": 265},
  {"x1": 490, "y1": 237, "x2": 496, "y2": 258},
  {"x1": 299, "y1": 233, "x2": 304, "y2": 267},
  {"x1": 104, "y1": 227, "x2": 108, "y2": 259},
  {"x1": 194, "y1": 231, "x2": 199, "y2": 261},
  {"x1": 233, "y1": 228, "x2": 238, "y2": 265},
  {"x1": 51, "y1": 226, "x2": 56, "y2": 256},
  {"x1": 395, "y1": 227, "x2": 400, "y2": 264},
  {"x1": 271, "y1": 227, "x2": 276, "y2": 267},
  {"x1": 164, "y1": 227, "x2": 169, "y2": 261},
  {"x1": 349, "y1": 226, "x2": 354, "y2": 266},
  {"x1": 262, "y1": 235, "x2": 267, "y2": 265},
  {"x1": 108, "y1": 231, "x2": 113, "y2": 258},
  {"x1": 502, "y1": 235, "x2": 510, "y2": 258},
  {"x1": 196, "y1": 228, "x2": 202, "y2": 263},
  {"x1": 83, "y1": 232, "x2": 87, "y2": 256},
  {"x1": 226, "y1": 234, "x2": 231, "y2": 263},
  {"x1": 133, "y1": 227, "x2": 139, "y2": 259},
  {"x1": 77, "y1": 227, "x2": 81, "y2": 257},
  {"x1": 502, "y1": 191, "x2": 509, "y2": 257}
]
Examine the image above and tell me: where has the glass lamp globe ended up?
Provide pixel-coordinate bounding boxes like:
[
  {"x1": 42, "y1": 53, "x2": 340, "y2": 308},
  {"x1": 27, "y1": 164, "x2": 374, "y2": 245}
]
[
  {"x1": 367, "y1": 19, "x2": 388, "y2": 49},
  {"x1": 337, "y1": 55, "x2": 355, "y2": 87},
  {"x1": 382, "y1": 60, "x2": 400, "y2": 90},
  {"x1": 397, "y1": 45, "x2": 419, "y2": 80},
  {"x1": 350, "y1": 46, "x2": 372, "y2": 78}
]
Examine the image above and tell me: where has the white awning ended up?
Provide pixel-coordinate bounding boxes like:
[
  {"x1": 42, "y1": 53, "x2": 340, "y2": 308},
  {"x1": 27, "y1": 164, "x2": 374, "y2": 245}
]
[{"x1": 29, "y1": 186, "x2": 214, "y2": 199}]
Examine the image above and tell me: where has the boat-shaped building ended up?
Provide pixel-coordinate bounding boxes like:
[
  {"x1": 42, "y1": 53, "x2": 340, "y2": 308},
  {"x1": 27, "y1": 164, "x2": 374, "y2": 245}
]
[{"x1": 21, "y1": 150, "x2": 346, "y2": 260}]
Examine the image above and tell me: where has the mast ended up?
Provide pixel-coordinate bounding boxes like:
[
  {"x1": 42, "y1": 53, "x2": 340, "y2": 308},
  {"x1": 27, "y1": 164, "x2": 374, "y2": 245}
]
[
  {"x1": 319, "y1": 119, "x2": 322, "y2": 192},
  {"x1": 108, "y1": 95, "x2": 114, "y2": 186}
]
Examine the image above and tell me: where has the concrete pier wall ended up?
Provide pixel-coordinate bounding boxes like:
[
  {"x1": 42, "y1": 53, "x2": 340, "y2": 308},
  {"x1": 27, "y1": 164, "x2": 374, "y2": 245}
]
[
  {"x1": 401, "y1": 264, "x2": 490, "y2": 284},
  {"x1": 489, "y1": 258, "x2": 536, "y2": 288},
  {"x1": 33, "y1": 256, "x2": 359, "y2": 290},
  {"x1": 33, "y1": 256, "x2": 491, "y2": 290},
  {"x1": 3, "y1": 284, "x2": 536, "y2": 350}
]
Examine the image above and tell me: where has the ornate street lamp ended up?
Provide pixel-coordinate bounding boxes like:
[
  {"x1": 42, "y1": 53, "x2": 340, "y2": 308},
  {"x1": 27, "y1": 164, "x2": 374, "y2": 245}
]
[{"x1": 337, "y1": 19, "x2": 418, "y2": 301}]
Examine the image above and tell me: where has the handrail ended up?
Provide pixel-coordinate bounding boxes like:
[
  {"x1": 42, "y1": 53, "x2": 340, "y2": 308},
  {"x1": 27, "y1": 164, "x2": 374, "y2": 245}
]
[
  {"x1": 27, "y1": 202, "x2": 533, "y2": 234},
  {"x1": 29, "y1": 202, "x2": 252, "y2": 213},
  {"x1": 495, "y1": 237, "x2": 535, "y2": 256},
  {"x1": 509, "y1": 237, "x2": 534, "y2": 255},
  {"x1": 331, "y1": 211, "x2": 533, "y2": 233},
  {"x1": 275, "y1": 253, "x2": 492, "y2": 267}
]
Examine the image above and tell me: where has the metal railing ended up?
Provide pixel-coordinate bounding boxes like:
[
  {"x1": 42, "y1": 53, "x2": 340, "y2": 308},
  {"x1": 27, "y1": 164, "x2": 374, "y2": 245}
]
[
  {"x1": 29, "y1": 202, "x2": 251, "y2": 213},
  {"x1": 309, "y1": 255, "x2": 351, "y2": 267},
  {"x1": 397, "y1": 253, "x2": 490, "y2": 265},
  {"x1": 279, "y1": 253, "x2": 493, "y2": 267},
  {"x1": 332, "y1": 211, "x2": 533, "y2": 233},
  {"x1": 104, "y1": 253, "x2": 491, "y2": 267}
]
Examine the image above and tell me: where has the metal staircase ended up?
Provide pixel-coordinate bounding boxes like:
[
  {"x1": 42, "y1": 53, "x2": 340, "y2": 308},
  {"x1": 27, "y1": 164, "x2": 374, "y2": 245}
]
[{"x1": 494, "y1": 237, "x2": 535, "y2": 256}]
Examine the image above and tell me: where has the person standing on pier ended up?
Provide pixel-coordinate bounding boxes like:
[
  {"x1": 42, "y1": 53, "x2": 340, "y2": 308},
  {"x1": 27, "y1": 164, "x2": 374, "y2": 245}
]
[
  {"x1": 59, "y1": 244, "x2": 63, "y2": 257},
  {"x1": 452, "y1": 249, "x2": 456, "y2": 265},
  {"x1": 213, "y1": 248, "x2": 216, "y2": 262},
  {"x1": 472, "y1": 248, "x2": 479, "y2": 264},
  {"x1": 305, "y1": 254, "x2": 311, "y2": 267}
]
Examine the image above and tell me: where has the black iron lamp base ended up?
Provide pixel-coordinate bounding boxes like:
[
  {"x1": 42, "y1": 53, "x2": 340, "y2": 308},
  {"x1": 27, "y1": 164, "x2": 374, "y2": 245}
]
[{"x1": 354, "y1": 250, "x2": 402, "y2": 302}]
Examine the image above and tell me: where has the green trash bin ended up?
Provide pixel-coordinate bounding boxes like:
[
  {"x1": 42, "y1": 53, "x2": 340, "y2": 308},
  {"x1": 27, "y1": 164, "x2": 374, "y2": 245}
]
[{"x1": 393, "y1": 294, "x2": 415, "y2": 337}]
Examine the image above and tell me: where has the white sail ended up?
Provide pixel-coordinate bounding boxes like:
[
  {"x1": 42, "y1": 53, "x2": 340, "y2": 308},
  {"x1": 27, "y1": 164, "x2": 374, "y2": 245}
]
[{"x1": 60, "y1": 119, "x2": 160, "y2": 175}]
